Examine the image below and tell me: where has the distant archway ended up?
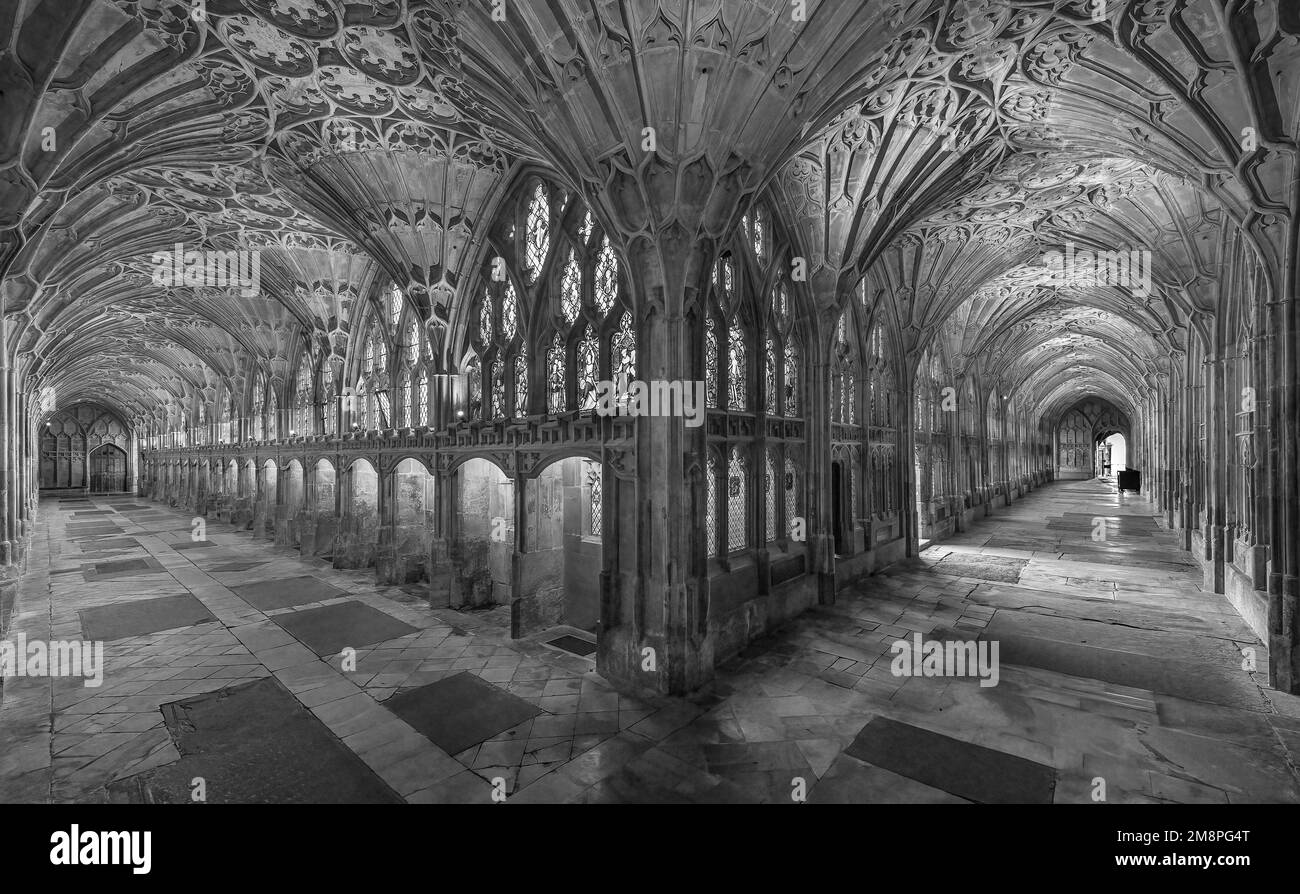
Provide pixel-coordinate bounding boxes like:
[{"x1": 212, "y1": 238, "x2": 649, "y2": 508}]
[{"x1": 89, "y1": 445, "x2": 127, "y2": 493}]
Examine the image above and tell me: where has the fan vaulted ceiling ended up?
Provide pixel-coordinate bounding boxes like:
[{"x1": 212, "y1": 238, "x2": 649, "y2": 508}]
[{"x1": 1, "y1": 0, "x2": 1293, "y2": 432}]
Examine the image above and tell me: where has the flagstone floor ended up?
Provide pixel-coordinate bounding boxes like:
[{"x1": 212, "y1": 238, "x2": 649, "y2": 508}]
[{"x1": 2, "y1": 479, "x2": 1298, "y2": 804}]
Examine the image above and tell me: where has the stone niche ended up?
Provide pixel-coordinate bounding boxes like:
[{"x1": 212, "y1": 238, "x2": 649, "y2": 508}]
[
  {"x1": 377, "y1": 458, "x2": 435, "y2": 584},
  {"x1": 515, "y1": 457, "x2": 602, "y2": 637},
  {"x1": 450, "y1": 458, "x2": 514, "y2": 608},
  {"x1": 333, "y1": 459, "x2": 378, "y2": 569}
]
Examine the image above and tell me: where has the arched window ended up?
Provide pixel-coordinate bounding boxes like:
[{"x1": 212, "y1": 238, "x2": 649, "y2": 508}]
[
  {"x1": 561, "y1": 250, "x2": 582, "y2": 324},
  {"x1": 525, "y1": 182, "x2": 549, "y2": 283},
  {"x1": 709, "y1": 255, "x2": 748, "y2": 412},
  {"x1": 295, "y1": 351, "x2": 314, "y2": 436},
  {"x1": 766, "y1": 281, "x2": 800, "y2": 418},
  {"x1": 612, "y1": 312, "x2": 636, "y2": 382},
  {"x1": 490, "y1": 357, "x2": 506, "y2": 421},
  {"x1": 832, "y1": 309, "x2": 858, "y2": 425},
  {"x1": 594, "y1": 236, "x2": 618, "y2": 315},
  {"x1": 466, "y1": 355, "x2": 482, "y2": 420},
  {"x1": 389, "y1": 284, "x2": 403, "y2": 329},
  {"x1": 706, "y1": 449, "x2": 720, "y2": 557},
  {"x1": 514, "y1": 351, "x2": 529, "y2": 416},
  {"x1": 252, "y1": 372, "x2": 267, "y2": 441},
  {"x1": 417, "y1": 369, "x2": 429, "y2": 426},
  {"x1": 547, "y1": 333, "x2": 566, "y2": 414},
  {"x1": 577, "y1": 328, "x2": 599, "y2": 411},
  {"x1": 727, "y1": 446, "x2": 748, "y2": 552},
  {"x1": 321, "y1": 362, "x2": 336, "y2": 435}
]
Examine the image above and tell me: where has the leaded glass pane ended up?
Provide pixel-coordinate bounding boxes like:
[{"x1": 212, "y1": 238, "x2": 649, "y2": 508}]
[
  {"x1": 765, "y1": 449, "x2": 776, "y2": 541},
  {"x1": 585, "y1": 459, "x2": 602, "y2": 537},
  {"x1": 406, "y1": 322, "x2": 419, "y2": 365},
  {"x1": 502, "y1": 280, "x2": 518, "y2": 340},
  {"x1": 765, "y1": 337, "x2": 777, "y2": 415},
  {"x1": 514, "y1": 352, "x2": 528, "y2": 416},
  {"x1": 705, "y1": 316, "x2": 718, "y2": 409},
  {"x1": 402, "y1": 376, "x2": 413, "y2": 427},
  {"x1": 728, "y1": 447, "x2": 747, "y2": 552},
  {"x1": 467, "y1": 358, "x2": 482, "y2": 420},
  {"x1": 595, "y1": 236, "x2": 618, "y2": 315},
  {"x1": 706, "y1": 451, "x2": 718, "y2": 557},
  {"x1": 611, "y1": 312, "x2": 636, "y2": 382},
  {"x1": 490, "y1": 357, "x2": 506, "y2": 420},
  {"x1": 417, "y1": 370, "x2": 428, "y2": 425},
  {"x1": 389, "y1": 285, "x2": 402, "y2": 328},
  {"x1": 479, "y1": 285, "x2": 493, "y2": 342},
  {"x1": 526, "y1": 183, "x2": 549, "y2": 283},
  {"x1": 785, "y1": 458, "x2": 799, "y2": 533},
  {"x1": 547, "y1": 334, "x2": 566, "y2": 414},
  {"x1": 561, "y1": 250, "x2": 581, "y2": 324},
  {"x1": 727, "y1": 320, "x2": 746, "y2": 410},
  {"x1": 577, "y1": 329, "x2": 599, "y2": 410},
  {"x1": 785, "y1": 344, "x2": 800, "y2": 417}
]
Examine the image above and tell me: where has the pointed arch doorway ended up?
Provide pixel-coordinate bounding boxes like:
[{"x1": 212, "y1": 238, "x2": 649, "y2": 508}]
[{"x1": 89, "y1": 444, "x2": 127, "y2": 493}]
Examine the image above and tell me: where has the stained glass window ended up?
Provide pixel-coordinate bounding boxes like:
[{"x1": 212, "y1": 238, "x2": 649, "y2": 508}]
[
  {"x1": 547, "y1": 334, "x2": 566, "y2": 414},
  {"x1": 595, "y1": 236, "x2": 618, "y2": 315},
  {"x1": 417, "y1": 369, "x2": 428, "y2": 426},
  {"x1": 577, "y1": 329, "x2": 599, "y2": 410},
  {"x1": 514, "y1": 352, "x2": 528, "y2": 416},
  {"x1": 406, "y1": 323, "x2": 419, "y2": 364},
  {"x1": 375, "y1": 390, "x2": 389, "y2": 429},
  {"x1": 785, "y1": 344, "x2": 800, "y2": 417},
  {"x1": 253, "y1": 374, "x2": 266, "y2": 440},
  {"x1": 502, "y1": 280, "x2": 518, "y2": 340},
  {"x1": 706, "y1": 450, "x2": 718, "y2": 557},
  {"x1": 389, "y1": 285, "x2": 403, "y2": 328},
  {"x1": 322, "y1": 363, "x2": 335, "y2": 434},
  {"x1": 490, "y1": 357, "x2": 506, "y2": 420},
  {"x1": 579, "y1": 212, "x2": 593, "y2": 245},
  {"x1": 728, "y1": 447, "x2": 747, "y2": 552},
  {"x1": 561, "y1": 250, "x2": 581, "y2": 324},
  {"x1": 705, "y1": 316, "x2": 718, "y2": 409},
  {"x1": 585, "y1": 459, "x2": 602, "y2": 537},
  {"x1": 479, "y1": 284, "x2": 493, "y2": 342},
  {"x1": 752, "y1": 207, "x2": 767, "y2": 263},
  {"x1": 526, "y1": 182, "x2": 549, "y2": 283},
  {"x1": 611, "y1": 312, "x2": 636, "y2": 382},
  {"x1": 722, "y1": 257, "x2": 734, "y2": 300},
  {"x1": 401, "y1": 376, "x2": 413, "y2": 427},
  {"x1": 845, "y1": 371, "x2": 856, "y2": 425},
  {"x1": 765, "y1": 338, "x2": 777, "y2": 415},
  {"x1": 727, "y1": 320, "x2": 747, "y2": 410},
  {"x1": 785, "y1": 458, "x2": 799, "y2": 533},
  {"x1": 365, "y1": 336, "x2": 376, "y2": 374},
  {"x1": 357, "y1": 381, "x2": 369, "y2": 430},
  {"x1": 377, "y1": 336, "x2": 388, "y2": 376},
  {"x1": 467, "y1": 356, "x2": 482, "y2": 420},
  {"x1": 765, "y1": 449, "x2": 776, "y2": 541},
  {"x1": 267, "y1": 389, "x2": 278, "y2": 439},
  {"x1": 295, "y1": 352, "x2": 313, "y2": 435}
]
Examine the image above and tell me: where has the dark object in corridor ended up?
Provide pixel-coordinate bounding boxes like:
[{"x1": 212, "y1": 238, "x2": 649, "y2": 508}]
[{"x1": 1117, "y1": 469, "x2": 1141, "y2": 493}]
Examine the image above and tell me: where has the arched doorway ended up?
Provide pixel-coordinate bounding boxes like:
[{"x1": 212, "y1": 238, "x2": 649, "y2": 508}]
[{"x1": 89, "y1": 444, "x2": 127, "y2": 493}]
